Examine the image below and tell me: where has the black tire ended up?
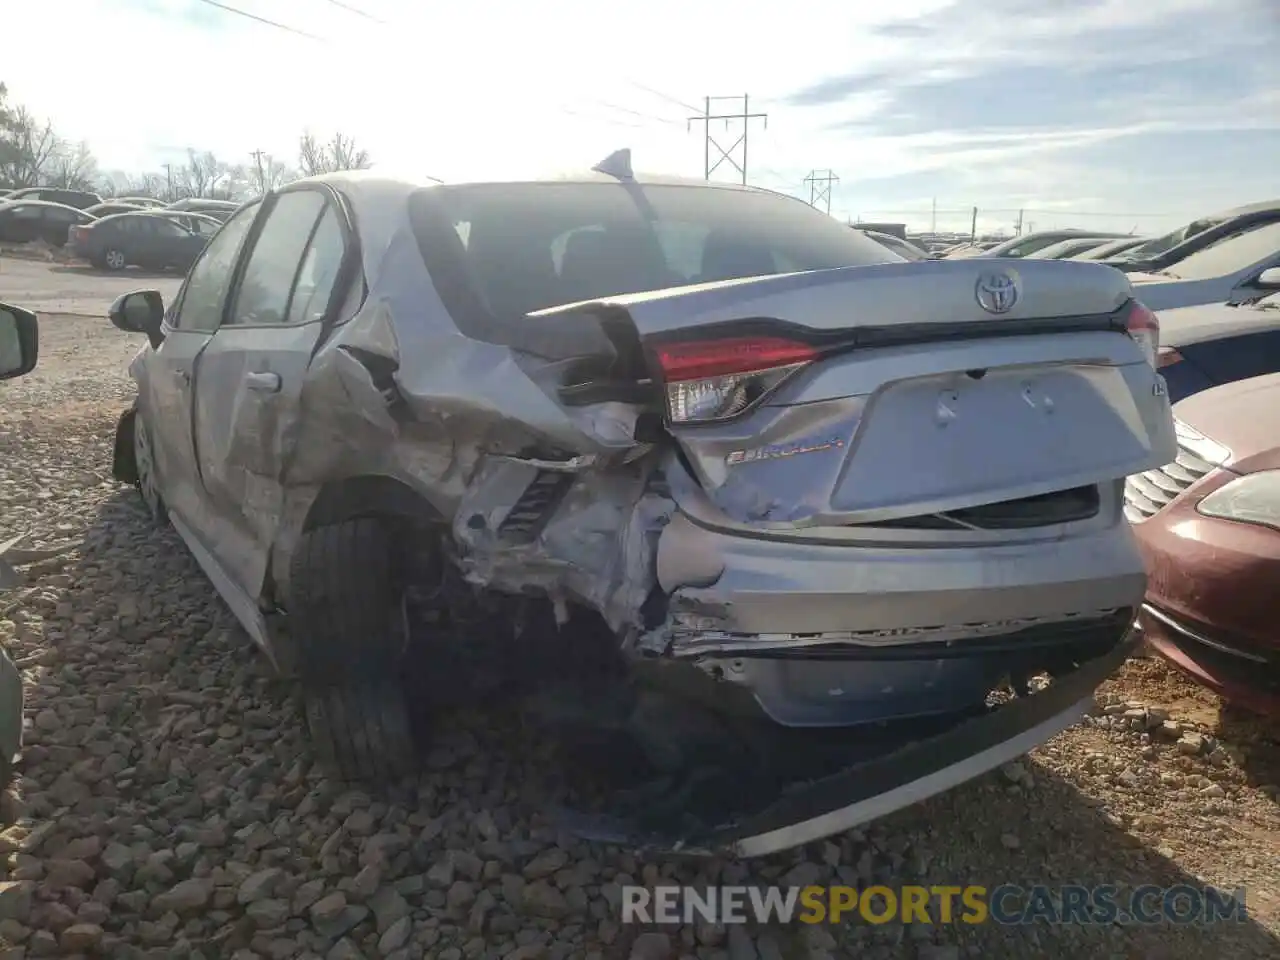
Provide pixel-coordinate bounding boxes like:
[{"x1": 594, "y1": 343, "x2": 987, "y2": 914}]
[
  {"x1": 288, "y1": 518, "x2": 418, "y2": 782},
  {"x1": 132, "y1": 405, "x2": 168, "y2": 526}
]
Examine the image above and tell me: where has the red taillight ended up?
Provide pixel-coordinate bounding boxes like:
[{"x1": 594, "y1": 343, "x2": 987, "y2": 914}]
[
  {"x1": 655, "y1": 337, "x2": 818, "y2": 381},
  {"x1": 653, "y1": 336, "x2": 818, "y2": 423},
  {"x1": 1124, "y1": 299, "x2": 1159, "y2": 368}
]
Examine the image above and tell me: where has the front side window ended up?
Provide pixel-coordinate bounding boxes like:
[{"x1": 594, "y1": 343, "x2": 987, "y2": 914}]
[
  {"x1": 171, "y1": 201, "x2": 261, "y2": 332},
  {"x1": 408, "y1": 182, "x2": 898, "y2": 335}
]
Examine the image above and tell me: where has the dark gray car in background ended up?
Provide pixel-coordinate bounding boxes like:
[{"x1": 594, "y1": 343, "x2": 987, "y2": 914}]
[{"x1": 69, "y1": 211, "x2": 211, "y2": 271}]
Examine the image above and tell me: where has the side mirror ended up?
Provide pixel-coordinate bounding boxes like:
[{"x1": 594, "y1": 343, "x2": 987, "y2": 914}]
[
  {"x1": 109, "y1": 290, "x2": 166, "y2": 348},
  {"x1": 0, "y1": 302, "x2": 38, "y2": 381},
  {"x1": 1255, "y1": 266, "x2": 1280, "y2": 289}
]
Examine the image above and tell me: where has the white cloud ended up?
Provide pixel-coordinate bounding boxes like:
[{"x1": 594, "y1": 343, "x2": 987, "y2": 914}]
[{"x1": 2, "y1": 0, "x2": 1275, "y2": 232}]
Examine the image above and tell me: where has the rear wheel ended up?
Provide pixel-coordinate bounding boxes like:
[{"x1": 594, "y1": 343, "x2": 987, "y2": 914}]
[
  {"x1": 132, "y1": 407, "x2": 167, "y2": 525},
  {"x1": 288, "y1": 518, "x2": 418, "y2": 782},
  {"x1": 104, "y1": 248, "x2": 126, "y2": 271}
]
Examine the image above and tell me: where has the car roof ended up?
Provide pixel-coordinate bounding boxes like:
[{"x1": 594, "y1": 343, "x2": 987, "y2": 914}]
[
  {"x1": 94, "y1": 211, "x2": 193, "y2": 227},
  {"x1": 0, "y1": 198, "x2": 93, "y2": 213},
  {"x1": 1211, "y1": 198, "x2": 1280, "y2": 219},
  {"x1": 171, "y1": 197, "x2": 239, "y2": 206}
]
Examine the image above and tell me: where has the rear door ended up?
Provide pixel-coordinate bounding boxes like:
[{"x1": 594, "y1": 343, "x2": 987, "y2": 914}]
[
  {"x1": 190, "y1": 184, "x2": 352, "y2": 596},
  {"x1": 138, "y1": 201, "x2": 262, "y2": 530},
  {"x1": 3, "y1": 205, "x2": 42, "y2": 242}
]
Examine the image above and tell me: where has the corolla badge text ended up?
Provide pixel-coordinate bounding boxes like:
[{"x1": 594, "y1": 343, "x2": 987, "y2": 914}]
[{"x1": 726, "y1": 436, "x2": 845, "y2": 466}]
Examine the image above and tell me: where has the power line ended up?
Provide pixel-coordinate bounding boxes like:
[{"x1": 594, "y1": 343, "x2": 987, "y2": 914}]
[
  {"x1": 593, "y1": 101, "x2": 684, "y2": 128},
  {"x1": 319, "y1": 0, "x2": 387, "y2": 23},
  {"x1": 627, "y1": 80, "x2": 700, "y2": 114},
  {"x1": 191, "y1": 0, "x2": 325, "y2": 40}
]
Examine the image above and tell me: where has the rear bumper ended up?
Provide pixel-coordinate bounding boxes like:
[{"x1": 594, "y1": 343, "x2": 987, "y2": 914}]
[
  {"x1": 570, "y1": 629, "x2": 1134, "y2": 857},
  {"x1": 656, "y1": 510, "x2": 1147, "y2": 640},
  {"x1": 650, "y1": 509, "x2": 1143, "y2": 724}
]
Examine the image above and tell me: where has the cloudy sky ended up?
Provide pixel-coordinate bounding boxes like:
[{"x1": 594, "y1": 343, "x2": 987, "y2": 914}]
[{"x1": 5, "y1": 0, "x2": 1277, "y2": 233}]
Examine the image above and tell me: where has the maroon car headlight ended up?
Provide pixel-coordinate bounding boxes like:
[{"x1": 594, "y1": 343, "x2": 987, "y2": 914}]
[{"x1": 1195, "y1": 470, "x2": 1280, "y2": 533}]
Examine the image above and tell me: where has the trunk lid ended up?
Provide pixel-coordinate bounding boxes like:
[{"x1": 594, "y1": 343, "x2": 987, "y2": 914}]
[{"x1": 532, "y1": 259, "x2": 1176, "y2": 531}]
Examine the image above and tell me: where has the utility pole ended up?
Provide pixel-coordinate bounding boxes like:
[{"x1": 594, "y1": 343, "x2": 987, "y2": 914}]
[
  {"x1": 970, "y1": 206, "x2": 978, "y2": 242},
  {"x1": 1015, "y1": 209, "x2": 1024, "y2": 235},
  {"x1": 931, "y1": 197, "x2": 937, "y2": 234},
  {"x1": 163, "y1": 163, "x2": 173, "y2": 201},
  {"x1": 803, "y1": 170, "x2": 839, "y2": 214},
  {"x1": 250, "y1": 149, "x2": 266, "y2": 193},
  {"x1": 688, "y1": 94, "x2": 768, "y2": 185}
]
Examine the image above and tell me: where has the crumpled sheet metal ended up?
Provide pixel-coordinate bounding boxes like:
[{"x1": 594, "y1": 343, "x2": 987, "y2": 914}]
[
  {"x1": 254, "y1": 219, "x2": 677, "y2": 636},
  {"x1": 452, "y1": 455, "x2": 673, "y2": 635}
]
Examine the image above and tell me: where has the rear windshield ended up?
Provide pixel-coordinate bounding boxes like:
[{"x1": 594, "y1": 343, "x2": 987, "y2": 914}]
[{"x1": 407, "y1": 181, "x2": 900, "y2": 337}]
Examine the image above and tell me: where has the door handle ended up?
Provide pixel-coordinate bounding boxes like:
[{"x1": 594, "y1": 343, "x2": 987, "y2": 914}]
[{"x1": 244, "y1": 371, "x2": 281, "y2": 393}]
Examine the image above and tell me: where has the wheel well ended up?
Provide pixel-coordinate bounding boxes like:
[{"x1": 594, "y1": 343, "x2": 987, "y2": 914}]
[
  {"x1": 301, "y1": 475, "x2": 445, "y2": 532},
  {"x1": 113, "y1": 407, "x2": 138, "y2": 485}
]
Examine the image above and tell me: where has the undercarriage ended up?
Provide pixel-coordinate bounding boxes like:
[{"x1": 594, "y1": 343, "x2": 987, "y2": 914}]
[{"x1": 388, "y1": 526, "x2": 1135, "y2": 856}]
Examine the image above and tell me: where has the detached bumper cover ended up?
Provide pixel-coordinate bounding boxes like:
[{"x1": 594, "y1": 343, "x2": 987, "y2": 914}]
[{"x1": 561, "y1": 632, "x2": 1135, "y2": 857}]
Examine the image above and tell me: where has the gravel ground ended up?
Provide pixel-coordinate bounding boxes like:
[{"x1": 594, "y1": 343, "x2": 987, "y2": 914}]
[{"x1": 0, "y1": 305, "x2": 1277, "y2": 959}]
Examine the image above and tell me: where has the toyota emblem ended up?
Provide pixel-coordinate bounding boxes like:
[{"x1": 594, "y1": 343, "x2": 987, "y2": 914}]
[{"x1": 975, "y1": 271, "x2": 1020, "y2": 314}]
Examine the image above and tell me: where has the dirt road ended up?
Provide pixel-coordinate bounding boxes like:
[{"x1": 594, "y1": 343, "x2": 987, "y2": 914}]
[
  {"x1": 0, "y1": 256, "x2": 183, "y2": 317},
  {"x1": 0, "y1": 286, "x2": 1277, "y2": 957}
]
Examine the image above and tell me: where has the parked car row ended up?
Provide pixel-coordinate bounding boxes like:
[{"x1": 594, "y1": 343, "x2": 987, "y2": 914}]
[
  {"x1": 0, "y1": 188, "x2": 241, "y2": 267},
  {"x1": 961, "y1": 200, "x2": 1280, "y2": 714}
]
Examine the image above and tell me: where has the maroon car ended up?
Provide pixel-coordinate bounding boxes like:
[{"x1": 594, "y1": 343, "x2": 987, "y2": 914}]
[{"x1": 1127, "y1": 372, "x2": 1280, "y2": 713}]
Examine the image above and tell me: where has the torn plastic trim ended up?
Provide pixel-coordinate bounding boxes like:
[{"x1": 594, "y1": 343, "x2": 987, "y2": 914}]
[
  {"x1": 660, "y1": 606, "x2": 1129, "y2": 658},
  {"x1": 559, "y1": 631, "x2": 1135, "y2": 857}
]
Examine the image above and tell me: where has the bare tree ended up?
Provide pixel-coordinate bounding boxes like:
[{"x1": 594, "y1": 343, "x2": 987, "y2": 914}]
[
  {"x1": 247, "y1": 150, "x2": 296, "y2": 195},
  {"x1": 47, "y1": 139, "x2": 98, "y2": 191},
  {"x1": 175, "y1": 149, "x2": 235, "y2": 199},
  {"x1": 100, "y1": 170, "x2": 167, "y2": 200},
  {"x1": 298, "y1": 130, "x2": 371, "y2": 176},
  {"x1": 0, "y1": 106, "x2": 59, "y2": 187}
]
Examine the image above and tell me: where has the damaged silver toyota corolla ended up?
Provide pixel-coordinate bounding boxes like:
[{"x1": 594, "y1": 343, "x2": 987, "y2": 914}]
[{"x1": 107, "y1": 155, "x2": 1176, "y2": 857}]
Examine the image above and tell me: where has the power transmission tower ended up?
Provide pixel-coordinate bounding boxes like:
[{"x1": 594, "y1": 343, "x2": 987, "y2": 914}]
[
  {"x1": 803, "y1": 169, "x2": 839, "y2": 214},
  {"x1": 688, "y1": 95, "x2": 768, "y2": 184}
]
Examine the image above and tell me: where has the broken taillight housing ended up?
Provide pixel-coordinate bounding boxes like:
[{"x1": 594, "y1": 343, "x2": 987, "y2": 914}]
[
  {"x1": 653, "y1": 336, "x2": 818, "y2": 424},
  {"x1": 1124, "y1": 299, "x2": 1160, "y2": 368}
]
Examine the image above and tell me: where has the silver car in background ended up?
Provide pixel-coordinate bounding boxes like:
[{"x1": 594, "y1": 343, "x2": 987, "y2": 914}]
[{"x1": 107, "y1": 156, "x2": 1175, "y2": 856}]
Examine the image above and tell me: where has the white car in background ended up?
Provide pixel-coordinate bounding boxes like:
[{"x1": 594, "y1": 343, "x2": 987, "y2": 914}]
[{"x1": 1129, "y1": 220, "x2": 1280, "y2": 312}]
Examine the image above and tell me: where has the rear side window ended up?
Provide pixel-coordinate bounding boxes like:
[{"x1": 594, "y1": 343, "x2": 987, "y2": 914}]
[
  {"x1": 408, "y1": 182, "x2": 899, "y2": 339},
  {"x1": 287, "y1": 206, "x2": 346, "y2": 325},
  {"x1": 227, "y1": 190, "x2": 326, "y2": 326}
]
